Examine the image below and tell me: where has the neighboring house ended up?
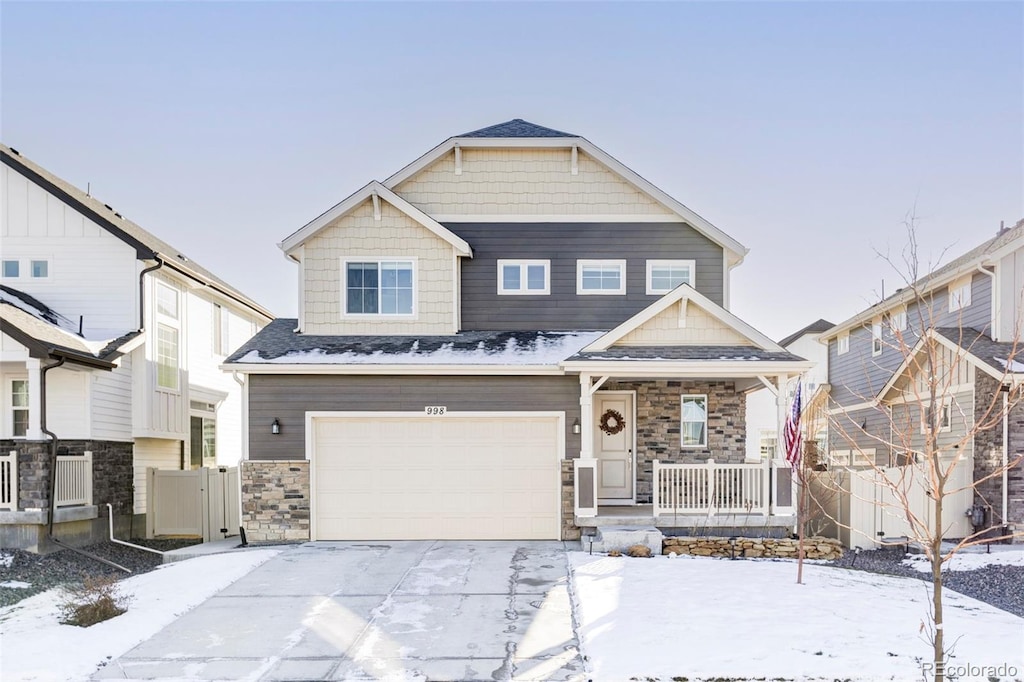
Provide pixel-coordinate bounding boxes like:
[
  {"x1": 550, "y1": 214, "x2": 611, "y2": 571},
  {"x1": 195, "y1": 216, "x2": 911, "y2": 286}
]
[
  {"x1": 224, "y1": 119, "x2": 813, "y2": 543},
  {"x1": 820, "y1": 219, "x2": 1024, "y2": 536},
  {"x1": 745, "y1": 319, "x2": 833, "y2": 462},
  {"x1": 0, "y1": 145, "x2": 273, "y2": 551}
]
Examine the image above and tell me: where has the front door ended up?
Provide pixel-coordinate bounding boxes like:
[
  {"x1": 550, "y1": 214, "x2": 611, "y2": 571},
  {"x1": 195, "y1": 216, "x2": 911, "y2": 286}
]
[{"x1": 594, "y1": 392, "x2": 634, "y2": 501}]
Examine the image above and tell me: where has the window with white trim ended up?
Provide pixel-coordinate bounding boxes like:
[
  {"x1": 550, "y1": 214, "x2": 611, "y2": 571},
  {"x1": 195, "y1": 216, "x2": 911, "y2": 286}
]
[
  {"x1": 10, "y1": 379, "x2": 29, "y2": 437},
  {"x1": 343, "y1": 259, "x2": 415, "y2": 316},
  {"x1": 949, "y1": 276, "x2": 972, "y2": 312},
  {"x1": 2, "y1": 260, "x2": 20, "y2": 278},
  {"x1": 837, "y1": 333, "x2": 850, "y2": 355},
  {"x1": 156, "y1": 324, "x2": 179, "y2": 390},
  {"x1": 646, "y1": 260, "x2": 695, "y2": 295},
  {"x1": 30, "y1": 260, "x2": 49, "y2": 278},
  {"x1": 680, "y1": 394, "x2": 708, "y2": 448},
  {"x1": 497, "y1": 260, "x2": 550, "y2": 295},
  {"x1": 889, "y1": 308, "x2": 907, "y2": 333},
  {"x1": 577, "y1": 260, "x2": 626, "y2": 295},
  {"x1": 871, "y1": 318, "x2": 883, "y2": 356},
  {"x1": 922, "y1": 399, "x2": 952, "y2": 434},
  {"x1": 156, "y1": 282, "x2": 179, "y2": 319},
  {"x1": 213, "y1": 304, "x2": 230, "y2": 355}
]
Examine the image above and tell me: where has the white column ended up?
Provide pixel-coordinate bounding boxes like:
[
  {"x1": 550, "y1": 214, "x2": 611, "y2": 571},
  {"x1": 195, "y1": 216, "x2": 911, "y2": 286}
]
[
  {"x1": 579, "y1": 374, "x2": 593, "y2": 459},
  {"x1": 25, "y1": 358, "x2": 43, "y2": 440}
]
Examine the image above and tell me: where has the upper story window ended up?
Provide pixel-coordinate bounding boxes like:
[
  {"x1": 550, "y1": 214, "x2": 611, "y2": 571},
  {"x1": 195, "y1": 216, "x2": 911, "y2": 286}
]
[
  {"x1": 344, "y1": 259, "x2": 415, "y2": 316},
  {"x1": 680, "y1": 394, "x2": 708, "y2": 448},
  {"x1": 213, "y1": 304, "x2": 230, "y2": 355},
  {"x1": 889, "y1": 308, "x2": 907, "y2": 333},
  {"x1": 837, "y1": 333, "x2": 850, "y2": 355},
  {"x1": 30, "y1": 260, "x2": 49, "y2": 278},
  {"x1": 156, "y1": 324, "x2": 179, "y2": 390},
  {"x1": 871, "y1": 318, "x2": 883, "y2": 356},
  {"x1": 497, "y1": 260, "x2": 550, "y2": 295},
  {"x1": 949, "y1": 276, "x2": 972, "y2": 313},
  {"x1": 156, "y1": 282, "x2": 179, "y2": 319},
  {"x1": 1, "y1": 260, "x2": 19, "y2": 278},
  {"x1": 10, "y1": 379, "x2": 29, "y2": 437},
  {"x1": 646, "y1": 259, "x2": 695, "y2": 295},
  {"x1": 577, "y1": 260, "x2": 626, "y2": 295}
]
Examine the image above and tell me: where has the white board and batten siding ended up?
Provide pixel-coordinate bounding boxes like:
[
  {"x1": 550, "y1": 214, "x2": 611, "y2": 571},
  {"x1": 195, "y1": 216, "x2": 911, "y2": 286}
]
[
  {"x1": 309, "y1": 412, "x2": 564, "y2": 541},
  {"x1": 134, "y1": 437, "x2": 180, "y2": 514},
  {"x1": 1, "y1": 164, "x2": 138, "y2": 339}
]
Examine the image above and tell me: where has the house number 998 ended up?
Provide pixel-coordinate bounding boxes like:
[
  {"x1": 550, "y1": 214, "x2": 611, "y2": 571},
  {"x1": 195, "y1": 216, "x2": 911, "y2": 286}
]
[{"x1": 424, "y1": 406, "x2": 447, "y2": 416}]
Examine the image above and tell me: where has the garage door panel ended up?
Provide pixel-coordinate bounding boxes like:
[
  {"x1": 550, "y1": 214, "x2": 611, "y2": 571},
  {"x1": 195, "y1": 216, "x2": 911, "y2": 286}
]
[{"x1": 313, "y1": 415, "x2": 561, "y2": 540}]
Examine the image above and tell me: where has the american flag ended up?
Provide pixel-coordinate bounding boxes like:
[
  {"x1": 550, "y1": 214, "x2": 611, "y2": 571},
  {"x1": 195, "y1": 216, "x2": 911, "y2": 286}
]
[{"x1": 783, "y1": 380, "x2": 803, "y2": 467}]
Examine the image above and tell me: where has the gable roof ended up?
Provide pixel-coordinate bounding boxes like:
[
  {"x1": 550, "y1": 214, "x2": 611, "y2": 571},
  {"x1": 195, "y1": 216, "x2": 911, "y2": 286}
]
[
  {"x1": 278, "y1": 181, "x2": 473, "y2": 257},
  {"x1": 582, "y1": 284, "x2": 785, "y2": 353},
  {"x1": 459, "y1": 119, "x2": 576, "y2": 138},
  {"x1": 1, "y1": 144, "x2": 274, "y2": 320},
  {"x1": 778, "y1": 318, "x2": 835, "y2": 348},
  {"x1": 822, "y1": 219, "x2": 1024, "y2": 340},
  {"x1": 382, "y1": 121, "x2": 749, "y2": 265}
]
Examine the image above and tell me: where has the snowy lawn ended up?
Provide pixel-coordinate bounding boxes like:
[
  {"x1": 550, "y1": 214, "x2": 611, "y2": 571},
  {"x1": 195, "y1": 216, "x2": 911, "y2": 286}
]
[
  {"x1": 570, "y1": 553, "x2": 1024, "y2": 681},
  {"x1": 902, "y1": 546, "x2": 1024, "y2": 572},
  {"x1": 0, "y1": 549, "x2": 280, "y2": 682}
]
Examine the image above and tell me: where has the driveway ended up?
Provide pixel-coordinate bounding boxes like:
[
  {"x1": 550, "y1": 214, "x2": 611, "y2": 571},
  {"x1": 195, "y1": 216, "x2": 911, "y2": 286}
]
[{"x1": 94, "y1": 541, "x2": 585, "y2": 681}]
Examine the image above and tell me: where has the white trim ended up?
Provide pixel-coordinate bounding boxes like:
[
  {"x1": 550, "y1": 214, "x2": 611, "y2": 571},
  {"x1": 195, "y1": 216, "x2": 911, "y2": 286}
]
[
  {"x1": 28, "y1": 258, "x2": 52, "y2": 280},
  {"x1": 305, "y1": 410, "x2": 565, "y2": 542},
  {"x1": 571, "y1": 145, "x2": 578, "y2": 175},
  {"x1": 837, "y1": 333, "x2": 850, "y2": 355},
  {"x1": 452, "y1": 251, "x2": 460, "y2": 333},
  {"x1": 340, "y1": 257, "x2": 418, "y2": 319},
  {"x1": 593, "y1": 390, "x2": 637, "y2": 505},
  {"x1": 381, "y1": 136, "x2": 748, "y2": 262},
  {"x1": 583, "y1": 284, "x2": 785, "y2": 352},
  {"x1": 429, "y1": 214, "x2": 684, "y2": 223},
  {"x1": 948, "y1": 275, "x2": 972, "y2": 313},
  {"x1": 279, "y1": 181, "x2": 472, "y2": 257},
  {"x1": 645, "y1": 259, "x2": 696, "y2": 295},
  {"x1": 576, "y1": 259, "x2": 626, "y2": 295},
  {"x1": 296, "y1": 245, "x2": 305, "y2": 333},
  {"x1": 871, "y1": 317, "x2": 883, "y2": 357},
  {"x1": 561, "y1": 360, "x2": 815, "y2": 376},
  {"x1": 1, "y1": 259, "x2": 21, "y2": 279},
  {"x1": 497, "y1": 259, "x2": 551, "y2": 295},
  {"x1": 680, "y1": 393, "x2": 709, "y2": 448},
  {"x1": 222, "y1": 363, "x2": 568, "y2": 375}
]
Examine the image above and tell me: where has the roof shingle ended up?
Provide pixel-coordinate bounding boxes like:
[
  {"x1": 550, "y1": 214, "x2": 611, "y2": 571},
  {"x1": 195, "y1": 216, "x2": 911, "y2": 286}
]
[{"x1": 459, "y1": 119, "x2": 576, "y2": 138}]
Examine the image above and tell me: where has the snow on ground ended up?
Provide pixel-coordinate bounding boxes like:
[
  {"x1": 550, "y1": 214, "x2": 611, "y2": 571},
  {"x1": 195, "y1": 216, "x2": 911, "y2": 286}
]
[
  {"x1": 570, "y1": 553, "x2": 1024, "y2": 681},
  {"x1": 0, "y1": 549, "x2": 279, "y2": 682},
  {"x1": 0, "y1": 552, "x2": 13, "y2": 569},
  {"x1": 902, "y1": 546, "x2": 1024, "y2": 573}
]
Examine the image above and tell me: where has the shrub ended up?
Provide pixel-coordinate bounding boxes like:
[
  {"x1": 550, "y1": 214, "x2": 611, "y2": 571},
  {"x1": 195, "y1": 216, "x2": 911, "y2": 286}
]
[
  {"x1": 58, "y1": 576, "x2": 131, "y2": 627},
  {"x1": 626, "y1": 544, "x2": 652, "y2": 558}
]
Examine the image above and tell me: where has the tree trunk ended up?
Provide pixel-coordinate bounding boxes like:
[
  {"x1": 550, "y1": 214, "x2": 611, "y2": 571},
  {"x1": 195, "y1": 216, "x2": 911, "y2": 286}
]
[
  {"x1": 931, "y1": 494, "x2": 944, "y2": 681},
  {"x1": 796, "y1": 476, "x2": 805, "y2": 584}
]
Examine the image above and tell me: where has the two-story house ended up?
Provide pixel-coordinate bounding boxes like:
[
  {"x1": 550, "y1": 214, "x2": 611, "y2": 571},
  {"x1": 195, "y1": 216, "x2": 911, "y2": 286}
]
[
  {"x1": 820, "y1": 220, "x2": 1024, "y2": 537},
  {"x1": 0, "y1": 145, "x2": 273, "y2": 551},
  {"x1": 225, "y1": 120, "x2": 813, "y2": 543}
]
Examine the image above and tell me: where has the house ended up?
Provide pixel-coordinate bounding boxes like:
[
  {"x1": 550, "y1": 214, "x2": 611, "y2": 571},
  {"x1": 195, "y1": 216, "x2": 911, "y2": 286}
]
[
  {"x1": 819, "y1": 219, "x2": 1024, "y2": 538},
  {"x1": 0, "y1": 144, "x2": 274, "y2": 551},
  {"x1": 744, "y1": 318, "x2": 833, "y2": 463},
  {"x1": 224, "y1": 119, "x2": 814, "y2": 543}
]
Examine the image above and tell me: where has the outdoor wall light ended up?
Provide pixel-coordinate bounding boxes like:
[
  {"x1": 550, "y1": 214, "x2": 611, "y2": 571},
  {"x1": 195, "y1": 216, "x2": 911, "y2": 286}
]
[
  {"x1": 271, "y1": 418, "x2": 281, "y2": 435},
  {"x1": 572, "y1": 418, "x2": 581, "y2": 435}
]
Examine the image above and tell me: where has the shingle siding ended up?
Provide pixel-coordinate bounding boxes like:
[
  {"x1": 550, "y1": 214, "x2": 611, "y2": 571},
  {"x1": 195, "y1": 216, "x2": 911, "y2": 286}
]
[{"x1": 447, "y1": 222, "x2": 725, "y2": 331}]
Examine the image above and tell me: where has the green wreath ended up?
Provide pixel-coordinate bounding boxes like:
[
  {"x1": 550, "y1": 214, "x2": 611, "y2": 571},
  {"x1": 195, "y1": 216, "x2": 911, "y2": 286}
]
[{"x1": 599, "y1": 408, "x2": 626, "y2": 435}]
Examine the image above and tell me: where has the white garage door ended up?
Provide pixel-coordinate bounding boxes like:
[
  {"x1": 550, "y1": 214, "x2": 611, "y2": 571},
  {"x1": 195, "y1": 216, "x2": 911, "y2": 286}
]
[{"x1": 312, "y1": 414, "x2": 562, "y2": 540}]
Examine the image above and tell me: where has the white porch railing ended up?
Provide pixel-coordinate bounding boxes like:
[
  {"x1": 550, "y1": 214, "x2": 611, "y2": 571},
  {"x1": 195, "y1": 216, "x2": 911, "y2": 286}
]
[
  {"x1": 0, "y1": 450, "x2": 17, "y2": 511},
  {"x1": 55, "y1": 451, "x2": 93, "y2": 508},
  {"x1": 653, "y1": 459, "x2": 770, "y2": 515}
]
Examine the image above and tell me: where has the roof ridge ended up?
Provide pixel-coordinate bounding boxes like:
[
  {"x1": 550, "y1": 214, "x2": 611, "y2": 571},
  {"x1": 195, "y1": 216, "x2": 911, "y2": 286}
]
[{"x1": 459, "y1": 119, "x2": 576, "y2": 138}]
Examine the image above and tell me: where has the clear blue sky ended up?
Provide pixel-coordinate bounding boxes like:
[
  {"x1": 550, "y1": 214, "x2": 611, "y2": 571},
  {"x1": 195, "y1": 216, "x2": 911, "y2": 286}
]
[{"x1": 3, "y1": 1, "x2": 1021, "y2": 339}]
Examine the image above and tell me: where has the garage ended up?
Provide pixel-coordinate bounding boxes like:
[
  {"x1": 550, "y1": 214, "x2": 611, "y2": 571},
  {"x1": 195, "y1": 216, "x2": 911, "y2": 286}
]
[{"x1": 310, "y1": 413, "x2": 563, "y2": 540}]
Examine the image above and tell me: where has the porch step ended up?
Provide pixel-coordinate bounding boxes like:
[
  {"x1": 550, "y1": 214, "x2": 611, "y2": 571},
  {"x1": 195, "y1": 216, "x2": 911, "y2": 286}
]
[{"x1": 588, "y1": 526, "x2": 664, "y2": 555}]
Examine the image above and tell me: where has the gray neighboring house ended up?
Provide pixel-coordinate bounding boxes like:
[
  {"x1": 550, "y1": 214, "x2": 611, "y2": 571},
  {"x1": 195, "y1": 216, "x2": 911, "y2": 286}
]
[
  {"x1": 820, "y1": 219, "x2": 1024, "y2": 537},
  {"x1": 224, "y1": 120, "x2": 813, "y2": 542}
]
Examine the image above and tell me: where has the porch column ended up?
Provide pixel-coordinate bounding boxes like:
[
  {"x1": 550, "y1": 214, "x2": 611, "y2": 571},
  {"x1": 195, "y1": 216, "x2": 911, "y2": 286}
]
[
  {"x1": 579, "y1": 373, "x2": 593, "y2": 458},
  {"x1": 25, "y1": 358, "x2": 43, "y2": 440},
  {"x1": 769, "y1": 373, "x2": 790, "y2": 514}
]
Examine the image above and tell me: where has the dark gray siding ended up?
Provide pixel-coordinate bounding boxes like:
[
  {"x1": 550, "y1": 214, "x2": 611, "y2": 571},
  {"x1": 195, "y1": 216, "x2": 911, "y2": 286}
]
[
  {"x1": 445, "y1": 222, "x2": 725, "y2": 331},
  {"x1": 248, "y1": 374, "x2": 581, "y2": 460}
]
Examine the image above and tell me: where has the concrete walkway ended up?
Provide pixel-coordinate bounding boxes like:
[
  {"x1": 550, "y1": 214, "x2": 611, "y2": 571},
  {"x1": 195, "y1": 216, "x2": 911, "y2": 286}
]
[{"x1": 94, "y1": 541, "x2": 586, "y2": 681}]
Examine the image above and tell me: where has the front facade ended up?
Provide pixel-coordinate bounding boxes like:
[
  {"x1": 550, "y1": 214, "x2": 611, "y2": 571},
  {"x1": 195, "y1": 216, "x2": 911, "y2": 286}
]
[
  {"x1": 226, "y1": 120, "x2": 812, "y2": 542},
  {"x1": 821, "y1": 220, "x2": 1024, "y2": 537},
  {"x1": 0, "y1": 145, "x2": 273, "y2": 550}
]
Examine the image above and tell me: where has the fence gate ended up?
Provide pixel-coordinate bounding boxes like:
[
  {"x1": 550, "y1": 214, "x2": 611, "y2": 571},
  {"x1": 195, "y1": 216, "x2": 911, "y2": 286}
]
[{"x1": 147, "y1": 466, "x2": 240, "y2": 542}]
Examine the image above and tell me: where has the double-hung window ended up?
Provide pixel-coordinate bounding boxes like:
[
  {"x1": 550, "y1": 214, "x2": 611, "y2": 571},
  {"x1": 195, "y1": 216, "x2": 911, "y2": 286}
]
[
  {"x1": 497, "y1": 260, "x2": 550, "y2": 295},
  {"x1": 10, "y1": 379, "x2": 29, "y2": 437},
  {"x1": 577, "y1": 260, "x2": 626, "y2": 295},
  {"x1": 155, "y1": 282, "x2": 180, "y2": 391},
  {"x1": 871, "y1": 318, "x2": 883, "y2": 356},
  {"x1": 837, "y1": 333, "x2": 850, "y2": 355},
  {"x1": 680, "y1": 394, "x2": 708, "y2": 448},
  {"x1": 949, "y1": 277, "x2": 972, "y2": 312},
  {"x1": 344, "y1": 259, "x2": 415, "y2": 316},
  {"x1": 889, "y1": 308, "x2": 907, "y2": 334},
  {"x1": 646, "y1": 260, "x2": 695, "y2": 295}
]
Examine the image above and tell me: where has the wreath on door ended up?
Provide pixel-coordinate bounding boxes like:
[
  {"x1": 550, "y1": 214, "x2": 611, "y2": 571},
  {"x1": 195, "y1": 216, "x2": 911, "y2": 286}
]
[{"x1": 599, "y1": 408, "x2": 626, "y2": 435}]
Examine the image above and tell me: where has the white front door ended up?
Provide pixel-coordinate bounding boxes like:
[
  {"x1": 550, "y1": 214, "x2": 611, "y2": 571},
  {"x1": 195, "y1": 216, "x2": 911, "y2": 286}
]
[{"x1": 594, "y1": 392, "x2": 634, "y2": 501}]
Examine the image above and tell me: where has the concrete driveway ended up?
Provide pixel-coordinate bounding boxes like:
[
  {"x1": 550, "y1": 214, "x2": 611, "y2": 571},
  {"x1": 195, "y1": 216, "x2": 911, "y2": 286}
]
[{"x1": 94, "y1": 541, "x2": 586, "y2": 681}]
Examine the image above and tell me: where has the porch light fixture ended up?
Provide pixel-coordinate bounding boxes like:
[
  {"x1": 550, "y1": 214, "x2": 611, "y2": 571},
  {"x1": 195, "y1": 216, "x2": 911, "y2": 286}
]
[
  {"x1": 271, "y1": 418, "x2": 281, "y2": 435},
  {"x1": 572, "y1": 418, "x2": 581, "y2": 435}
]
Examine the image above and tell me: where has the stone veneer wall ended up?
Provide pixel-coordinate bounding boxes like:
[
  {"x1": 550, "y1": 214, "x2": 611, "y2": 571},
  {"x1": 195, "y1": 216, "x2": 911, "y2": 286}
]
[
  {"x1": 560, "y1": 459, "x2": 579, "y2": 541},
  {"x1": 241, "y1": 460, "x2": 310, "y2": 542},
  {"x1": 973, "y1": 374, "x2": 1024, "y2": 539},
  {"x1": 663, "y1": 535, "x2": 843, "y2": 560},
  {"x1": 1, "y1": 439, "x2": 133, "y2": 515},
  {"x1": 601, "y1": 380, "x2": 745, "y2": 503}
]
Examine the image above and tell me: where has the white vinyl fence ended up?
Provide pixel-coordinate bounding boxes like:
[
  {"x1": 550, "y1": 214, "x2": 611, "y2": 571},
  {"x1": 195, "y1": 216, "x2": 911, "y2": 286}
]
[
  {"x1": 0, "y1": 451, "x2": 17, "y2": 511},
  {"x1": 146, "y1": 466, "x2": 240, "y2": 541}
]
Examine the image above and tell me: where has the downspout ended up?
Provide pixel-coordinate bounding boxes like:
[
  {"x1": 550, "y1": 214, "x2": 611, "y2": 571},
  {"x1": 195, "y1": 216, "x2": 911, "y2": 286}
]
[
  {"x1": 42, "y1": 357, "x2": 129, "y2": 572},
  {"x1": 1002, "y1": 388, "x2": 1009, "y2": 527},
  {"x1": 138, "y1": 258, "x2": 164, "y2": 331}
]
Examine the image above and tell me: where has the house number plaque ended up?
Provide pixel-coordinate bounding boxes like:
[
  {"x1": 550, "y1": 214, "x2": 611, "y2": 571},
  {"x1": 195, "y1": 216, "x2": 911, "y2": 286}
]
[{"x1": 424, "y1": 406, "x2": 448, "y2": 416}]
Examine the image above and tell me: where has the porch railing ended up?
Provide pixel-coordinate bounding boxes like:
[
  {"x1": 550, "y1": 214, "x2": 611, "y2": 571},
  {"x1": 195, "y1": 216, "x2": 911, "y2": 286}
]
[
  {"x1": 0, "y1": 450, "x2": 16, "y2": 511},
  {"x1": 653, "y1": 459, "x2": 769, "y2": 515},
  {"x1": 55, "y1": 451, "x2": 93, "y2": 508}
]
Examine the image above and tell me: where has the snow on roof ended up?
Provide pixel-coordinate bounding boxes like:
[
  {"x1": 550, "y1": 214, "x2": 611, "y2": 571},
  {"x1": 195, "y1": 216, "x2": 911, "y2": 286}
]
[{"x1": 0, "y1": 285, "x2": 78, "y2": 334}]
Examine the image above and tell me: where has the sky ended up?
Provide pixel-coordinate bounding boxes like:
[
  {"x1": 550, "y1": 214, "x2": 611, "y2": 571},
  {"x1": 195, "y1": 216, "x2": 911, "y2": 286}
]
[{"x1": 2, "y1": 1, "x2": 1021, "y2": 340}]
